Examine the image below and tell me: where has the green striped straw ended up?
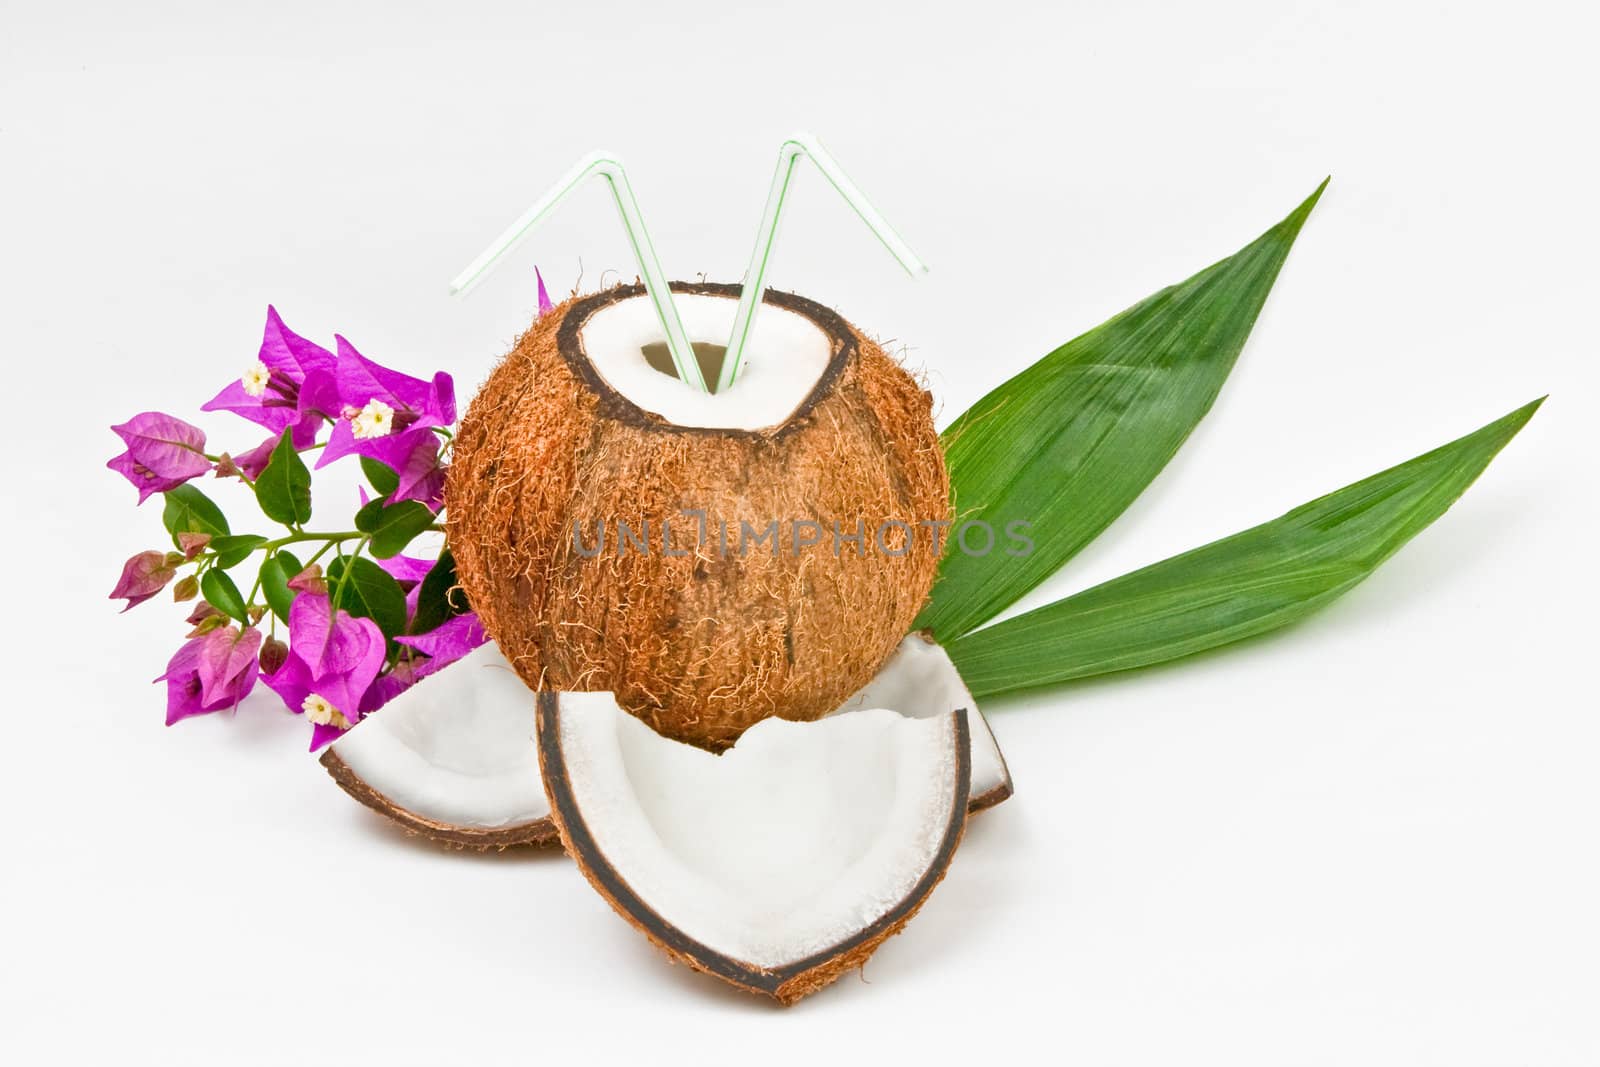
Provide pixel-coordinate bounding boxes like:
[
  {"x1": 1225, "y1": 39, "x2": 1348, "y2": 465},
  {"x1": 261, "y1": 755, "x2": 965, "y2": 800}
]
[
  {"x1": 448, "y1": 150, "x2": 707, "y2": 393},
  {"x1": 720, "y1": 133, "x2": 928, "y2": 392}
]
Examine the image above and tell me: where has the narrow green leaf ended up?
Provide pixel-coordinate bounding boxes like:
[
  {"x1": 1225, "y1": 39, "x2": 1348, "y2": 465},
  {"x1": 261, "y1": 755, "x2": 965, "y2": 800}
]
[
  {"x1": 410, "y1": 549, "x2": 467, "y2": 635},
  {"x1": 161, "y1": 484, "x2": 230, "y2": 546},
  {"x1": 327, "y1": 556, "x2": 408, "y2": 641},
  {"x1": 919, "y1": 181, "x2": 1328, "y2": 640},
  {"x1": 363, "y1": 500, "x2": 436, "y2": 559},
  {"x1": 209, "y1": 534, "x2": 268, "y2": 569},
  {"x1": 946, "y1": 399, "x2": 1543, "y2": 698},
  {"x1": 259, "y1": 549, "x2": 303, "y2": 624},
  {"x1": 256, "y1": 431, "x2": 312, "y2": 526},
  {"x1": 361, "y1": 457, "x2": 400, "y2": 497},
  {"x1": 200, "y1": 568, "x2": 249, "y2": 624}
]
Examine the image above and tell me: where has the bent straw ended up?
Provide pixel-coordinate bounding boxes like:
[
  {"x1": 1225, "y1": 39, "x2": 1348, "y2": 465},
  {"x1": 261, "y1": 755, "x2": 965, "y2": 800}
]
[
  {"x1": 448, "y1": 151, "x2": 707, "y2": 393},
  {"x1": 720, "y1": 132, "x2": 928, "y2": 392}
]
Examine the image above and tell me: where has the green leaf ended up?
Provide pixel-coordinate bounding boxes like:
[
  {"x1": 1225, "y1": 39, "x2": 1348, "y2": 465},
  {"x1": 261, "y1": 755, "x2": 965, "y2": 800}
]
[
  {"x1": 255, "y1": 431, "x2": 312, "y2": 526},
  {"x1": 161, "y1": 484, "x2": 230, "y2": 547},
  {"x1": 919, "y1": 181, "x2": 1327, "y2": 640},
  {"x1": 410, "y1": 549, "x2": 467, "y2": 635},
  {"x1": 353, "y1": 497, "x2": 386, "y2": 532},
  {"x1": 327, "y1": 555, "x2": 408, "y2": 641},
  {"x1": 200, "y1": 568, "x2": 249, "y2": 624},
  {"x1": 209, "y1": 534, "x2": 268, "y2": 569},
  {"x1": 361, "y1": 457, "x2": 400, "y2": 497},
  {"x1": 946, "y1": 399, "x2": 1542, "y2": 699},
  {"x1": 259, "y1": 549, "x2": 303, "y2": 624},
  {"x1": 358, "y1": 500, "x2": 436, "y2": 559}
]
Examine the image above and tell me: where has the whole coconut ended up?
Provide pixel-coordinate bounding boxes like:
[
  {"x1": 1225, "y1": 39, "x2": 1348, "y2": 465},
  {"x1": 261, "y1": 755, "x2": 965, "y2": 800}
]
[{"x1": 447, "y1": 281, "x2": 949, "y2": 750}]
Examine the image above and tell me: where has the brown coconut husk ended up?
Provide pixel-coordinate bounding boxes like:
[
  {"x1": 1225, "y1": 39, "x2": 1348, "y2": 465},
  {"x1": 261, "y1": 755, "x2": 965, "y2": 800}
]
[
  {"x1": 535, "y1": 693, "x2": 972, "y2": 1004},
  {"x1": 448, "y1": 282, "x2": 950, "y2": 751}
]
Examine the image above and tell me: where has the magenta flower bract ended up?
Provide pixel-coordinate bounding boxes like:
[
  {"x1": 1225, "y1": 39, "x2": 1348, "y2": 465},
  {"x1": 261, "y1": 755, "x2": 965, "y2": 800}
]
[
  {"x1": 156, "y1": 626, "x2": 262, "y2": 726},
  {"x1": 107, "y1": 412, "x2": 211, "y2": 502},
  {"x1": 313, "y1": 336, "x2": 456, "y2": 471},
  {"x1": 230, "y1": 435, "x2": 280, "y2": 481},
  {"x1": 110, "y1": 550, "x2": 177, "y2": 611},
  {"x1": 537, "y1": 267, "x2": 554, "y2": 315},
  {"x1": 361, "y1": 614, "x2": 489, "y2": 714},
  {"x1": 263, "y1": 593, "x2": 386, "y2": 750},
  {"x1": 375, "y1": 554, "x2": 434, "y2": 585},
  {"x1": 202, "y1": 306, "x2": 335, "y2": 447},
  {"x1": 388, "y1": 430, "x2": 448, "y2": 509},
  {"x1": 398, "y1": 612, "x2": 487, "y2": 664}
]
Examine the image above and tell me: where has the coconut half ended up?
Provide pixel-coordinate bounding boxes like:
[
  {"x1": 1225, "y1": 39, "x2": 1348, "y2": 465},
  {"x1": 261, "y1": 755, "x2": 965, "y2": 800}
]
[
  {"x1": 320, "y1": 636, "x2": 1011, "y2": 850},
  {"x1": 320, "y1": 644, "x2": 557, "y2": 848},
  {"x1": 538, "y1": 692, "x2": 970, "y2": 1004}
]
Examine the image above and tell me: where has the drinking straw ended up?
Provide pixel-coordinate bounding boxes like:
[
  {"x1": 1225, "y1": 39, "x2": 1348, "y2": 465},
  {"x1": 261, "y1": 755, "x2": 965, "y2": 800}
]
[
  {"x1": 448, "y1": 150, "x2": 708, "y2": 393},
  {"x1": 720, "y1": 132, "x2": 928, "y2": 392}
]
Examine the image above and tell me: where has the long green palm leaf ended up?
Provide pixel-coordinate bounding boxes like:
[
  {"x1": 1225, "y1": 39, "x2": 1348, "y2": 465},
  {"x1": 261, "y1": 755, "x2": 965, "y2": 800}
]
[
  {"x1": 946, "y1": 399, "x2": 1542, "y2": 698},
  {"x1": 919, "y1": 181, "x2": 1327, "y2": 640}
]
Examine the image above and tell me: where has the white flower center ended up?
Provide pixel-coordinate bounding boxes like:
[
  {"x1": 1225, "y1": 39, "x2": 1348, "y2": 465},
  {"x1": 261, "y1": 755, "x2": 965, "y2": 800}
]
[
  {"x1": 241, "y1": 362, "x2": 271, "y2": 398},
  {"x1": 350, "y1": 399, "x2": 395, "y2": 439},
  {"x1": 302, "y1": 693, "x2": 352, "y2": 730}
]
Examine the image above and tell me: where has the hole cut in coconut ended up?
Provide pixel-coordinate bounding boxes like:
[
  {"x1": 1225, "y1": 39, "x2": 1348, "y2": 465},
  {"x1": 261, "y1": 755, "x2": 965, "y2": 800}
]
[
  {"x1": 320, "y1": 644, "x2": 557, "y2": 848},
  {"x1": 538, "y1": 693, "x2": 970, "y2": 1003},
  {"x1": 579, "y1": 290, "x2": 832, "y2": 429},
  {"x1": 639, "y1": 340, "x2": 729, "y2": 394}
]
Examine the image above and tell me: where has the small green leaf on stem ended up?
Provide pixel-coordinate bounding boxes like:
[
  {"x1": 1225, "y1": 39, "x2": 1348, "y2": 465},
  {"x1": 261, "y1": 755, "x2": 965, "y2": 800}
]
[
  {"x1": 162, "y1": 485, "x2": 230, "y2": 547},
  {"x1": 209, "y1": 534, "x2": 269, "y2": 569},
  {"x1": 327, "y1": 556, "x2": 408, "y2": 641},
  {"x1": 256, "y1": 431, "x2": 313, "y2": 526},
  {"x1": 200, "y1": 568, "x2": 249, "y2": 624},
  {"x1": 357, "y1": 499, "x2": 436, "y2": 559},
  {"x1": 410, "y1": 549, "x2": 467, "y2": 635},
  {"x1": 259, "y1": 549, "x2": 304, "y2": 624},
  {"x1": 361, "y1": 457, "x2": 400, "y2": 497}
]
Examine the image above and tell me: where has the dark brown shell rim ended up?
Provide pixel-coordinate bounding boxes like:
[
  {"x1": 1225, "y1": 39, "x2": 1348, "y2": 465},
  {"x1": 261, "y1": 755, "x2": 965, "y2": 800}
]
[
  {"x1": 320, "y1": 749, "x2": 561, "y2": 850},
  {"x1": 537, "y1": 692, "x2": 972, "y2": 1000},
  {"x1": 555, "y1": 281, "x2": 855, "y2": 439}
]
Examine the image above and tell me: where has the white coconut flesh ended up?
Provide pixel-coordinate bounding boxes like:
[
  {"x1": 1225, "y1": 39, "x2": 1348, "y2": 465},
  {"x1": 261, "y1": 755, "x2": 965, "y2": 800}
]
[
  {"x1": 328, "y1": 643, "x2": 549, "y2": 832},
  {"x1": 836, "y1": 635, "x2": 1014, "y2": 811},
  {"x1": 326, "y1": 637, "x2": 1011, "y2": 843},
  {"x1": 579, "y1": 291, "x2": 831, "y2": 430},
  {"x1": 539, "y1": 693, "x2": 970, "y2": 992}
]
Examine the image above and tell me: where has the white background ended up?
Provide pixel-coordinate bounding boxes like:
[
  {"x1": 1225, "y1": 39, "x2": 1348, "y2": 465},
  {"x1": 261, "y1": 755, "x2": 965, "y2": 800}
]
[{"x1": 4, "y1": 1, "x2": 1597, "y2": 1063}]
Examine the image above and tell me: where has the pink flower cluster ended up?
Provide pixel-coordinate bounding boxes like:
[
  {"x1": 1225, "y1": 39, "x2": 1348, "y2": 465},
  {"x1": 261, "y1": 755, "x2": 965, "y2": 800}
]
[{"x1": 108, "y1": 307, "x2": 492, "y2": 749}]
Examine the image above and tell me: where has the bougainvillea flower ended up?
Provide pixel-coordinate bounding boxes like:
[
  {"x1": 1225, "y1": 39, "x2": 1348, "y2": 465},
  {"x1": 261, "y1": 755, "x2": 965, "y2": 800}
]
[
  {"x1": 229, "y1": 434, "x2": 281, "y2": 481},
  {"x1": 155, "y1": 626, "x2": 262, "y2": 726},
  {"x1": 359, "y1": 656, "x2": 437, "y2": 714},
  {"x1": 263, "y1": 593, "x2": 386, "y2": 749},
  {"x1": 202, "y1": 306, "x2": 335, "y2": 447},
  {"x1": 358, "y1": 614, "x2": 488, "y2": 713},
  {"x1": 376, "y1": 554, "x2": 434, "y2": 586},
  {"x1": 537, "y1": 267, "x2": 554, "y2": 315},
  {"x1": 314, "y1": 337, "x2": 455, "y2": 470},
  {"x1": 286, "y1": 564, "x2": 326, "y2": 596},
  {"x1": 177, "y1": 532, "x2": 211, "y2": 559},
  {"x1": 109, "y1": 550, "x2": 178, "y2": 611},
  {"x1": 398, "y1": 612, "x2": 487, "y2": 665},
  {"x1": 387, "y1": 429, "x2": 448, "y2": 509},
  {"x1": 107, "y1": 412, "x2": 211, "y2": 502}
]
